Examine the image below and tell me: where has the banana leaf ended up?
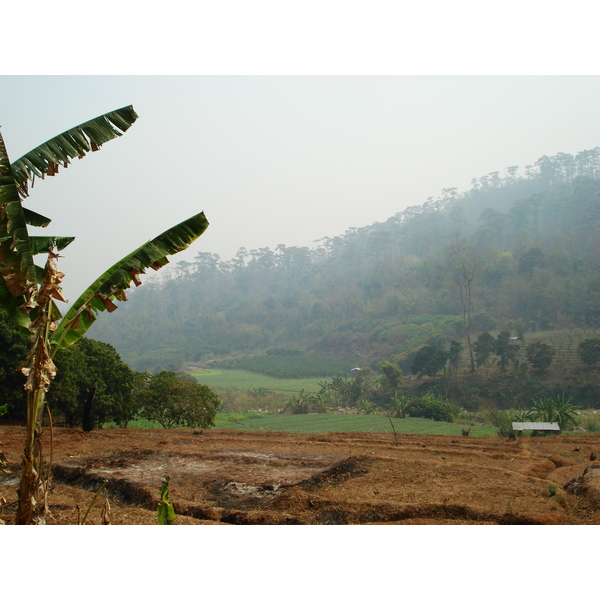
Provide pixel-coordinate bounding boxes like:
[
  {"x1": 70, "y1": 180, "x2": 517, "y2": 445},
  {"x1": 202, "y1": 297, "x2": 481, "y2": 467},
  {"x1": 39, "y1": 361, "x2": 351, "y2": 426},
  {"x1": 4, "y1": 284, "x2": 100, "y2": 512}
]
[
  {"x1": 0, "y1": 132, "x2": 38, "y2": 316},
  {"x1": 50, "y1": 211, "x2": 209, "y2": 352},
  {"x1": 23, "y1": 208, "x2": 52, "y2": 228},
  {"x1": 10, "y1": 106, "x2": 139, "y2": 199}
]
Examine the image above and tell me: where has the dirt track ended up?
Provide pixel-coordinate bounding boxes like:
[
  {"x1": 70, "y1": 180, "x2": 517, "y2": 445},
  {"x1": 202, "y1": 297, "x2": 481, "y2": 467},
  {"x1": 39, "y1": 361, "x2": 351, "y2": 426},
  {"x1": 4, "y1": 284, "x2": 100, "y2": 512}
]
[{"x1": 2, "y1": 426, "x2": 600, "y2": 525}]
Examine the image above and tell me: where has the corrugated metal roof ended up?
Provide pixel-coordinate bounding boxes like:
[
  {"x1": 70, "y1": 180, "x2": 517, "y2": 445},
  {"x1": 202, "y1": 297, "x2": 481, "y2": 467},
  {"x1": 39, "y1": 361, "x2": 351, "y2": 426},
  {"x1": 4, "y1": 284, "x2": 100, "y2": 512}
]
[{"x1": 512, "y1": 422, "x2": 560, "y2": 431}]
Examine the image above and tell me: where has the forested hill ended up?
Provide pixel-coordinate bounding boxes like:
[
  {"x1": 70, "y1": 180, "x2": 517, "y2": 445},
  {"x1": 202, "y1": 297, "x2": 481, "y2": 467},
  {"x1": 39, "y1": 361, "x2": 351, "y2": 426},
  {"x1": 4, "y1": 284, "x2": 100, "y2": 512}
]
[{"x1": 90, "y1": 147, "x2": 600, "y2": 373}]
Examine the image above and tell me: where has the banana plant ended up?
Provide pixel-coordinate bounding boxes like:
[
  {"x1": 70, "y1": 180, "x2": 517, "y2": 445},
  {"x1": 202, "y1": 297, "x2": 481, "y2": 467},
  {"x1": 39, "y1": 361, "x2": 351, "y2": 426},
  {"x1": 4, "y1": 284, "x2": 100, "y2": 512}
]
[{"x1": 0, "y1": 106, "x2": 210, "y2": 524}]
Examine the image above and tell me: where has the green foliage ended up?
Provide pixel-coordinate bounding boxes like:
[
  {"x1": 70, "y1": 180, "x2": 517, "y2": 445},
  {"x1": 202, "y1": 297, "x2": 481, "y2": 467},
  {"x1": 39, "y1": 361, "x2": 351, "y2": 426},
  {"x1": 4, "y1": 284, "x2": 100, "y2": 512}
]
[
  {"x1": 389, "y1": 392, "x2": 411, "y2": 418},
  {"x1": 447, "y1": 340, "x2": 463, "y2": 375},
  {"x1": 358, "y1": 398, "x2": 378, "y2": 414},
  {"x1": 139, "y1": 370, "x2": 220, "y2": 429},
  {"x1": 379, "y1": 360, "x2": 403, "y2": 389},
  {"x1": 473, "y1": 332, "x2": 495, "y2": 367},
  {"x1": 525, "y1": 339, "x2": 556, "y2": 371},
  {"x1": 532, "y1": 394, "x2": 578, "y2": 429},
  {"x1": 0, "y1": 308, "x2": 29, "y2": 421},
  {"x1": 484, "y1": 407, "x2": 516, "y2": 437},
  {"x1": 48, "y1": 338, "x2": 135, "y2": 429},
  {"x1": 494, "y1": 331, "x2": 520, "y2": 371},
  {"x1": 578, "y1": 337, "x2": 600, "y2": 365},
  {"x1": 406, "y1": 393, "x2": 458, "y2": 422},
  {"x1": 283, "y1": 390, "x2": 316, "y2": 414},
  {"x1": 575, "y1": 410, "x2": 600, "y2": 432},
  {"x1": 326, "y1": 370, "x2": 377, "y2": 407},
  {"x1": 411, "y1": 345, "x2": 449, "y2": 378},
  {"x1": 0, "y1": 404, "x2": 6, "y2": 417},
  {"x1": 157, "y1": 476, "x2": 176, "y2": 525}
]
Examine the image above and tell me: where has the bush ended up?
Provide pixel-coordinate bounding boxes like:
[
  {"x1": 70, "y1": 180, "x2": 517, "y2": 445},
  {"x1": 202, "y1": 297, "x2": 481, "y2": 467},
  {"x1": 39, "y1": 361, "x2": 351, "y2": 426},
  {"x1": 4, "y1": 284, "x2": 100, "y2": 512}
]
[
  {"x1": 484, "y1": 407, "x2": 515, "y2": 437},
  {"x1": 407, "y1": 394, "x2": 458, "y2": 422},
  {"x1": 576, "y1": 410, "x2": 600, "y2": 433},
  {"x1": 532, "y1": 394, "x2": 578, "y2": 429}
]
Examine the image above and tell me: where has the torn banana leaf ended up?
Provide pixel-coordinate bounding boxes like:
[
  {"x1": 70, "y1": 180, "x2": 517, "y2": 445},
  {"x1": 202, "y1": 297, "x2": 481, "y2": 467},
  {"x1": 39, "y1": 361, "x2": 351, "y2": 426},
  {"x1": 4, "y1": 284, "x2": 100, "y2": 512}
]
[
  {"x1": 10, "y1": 106, "x2": 139, "y2": 199},
  {"x1": 50, "y1": 211, "x2": 209, "y2": 352}
]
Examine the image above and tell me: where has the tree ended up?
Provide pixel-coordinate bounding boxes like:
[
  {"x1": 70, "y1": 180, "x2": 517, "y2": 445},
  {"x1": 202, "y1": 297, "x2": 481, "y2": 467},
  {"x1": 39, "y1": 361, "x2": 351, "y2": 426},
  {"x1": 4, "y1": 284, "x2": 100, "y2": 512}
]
[
  {"x1": 140, "y1": 371, "x2": 220, "y2": 428},
  {"x1": 379, "y1": 360, "x2": 403, "y2": 396},
  {"x1": 494, "y1": 331, "x2": 519, "y2": 371},
  {"x1": 578, "y1": 337, "x2": 600, "y2": 366},
  {"x1": 411, "y1": 345, "x2": 449, "y2": 378},
  {"x1": 48, "y1": 338, "x2": 135, "y2": 429},
  {"x1": 447, "y1": 340, "x2": 463, "y2": 377},
  {"x1": 518, "y1": 247, "x2": 545, "y2": 277},
  {"x1": 473, "y1": 332, "x2": 495, "y2": 367},
  {"x1": 0, "y1": 106, "x2": 210, "y2": 524},
  {"x1": 448, "y1": 241, "x2": 477, "y2": 372},
  {"x1": 524, "y1": 340, "x2": 556, "y2": 372}
]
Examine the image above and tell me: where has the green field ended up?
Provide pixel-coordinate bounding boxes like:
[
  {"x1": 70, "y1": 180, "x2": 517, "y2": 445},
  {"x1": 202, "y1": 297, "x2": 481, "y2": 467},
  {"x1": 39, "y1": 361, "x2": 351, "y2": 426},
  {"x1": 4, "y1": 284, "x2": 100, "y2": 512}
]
[
  {"x1": 214, "y1": 413, "x2": 498, "y2": 436},
  {"x1": 188, "y1": 368, "x2": 327, "y2": 395},
  {"x1": 113, "y1": 413, "x2": 497, "y2": 436}
]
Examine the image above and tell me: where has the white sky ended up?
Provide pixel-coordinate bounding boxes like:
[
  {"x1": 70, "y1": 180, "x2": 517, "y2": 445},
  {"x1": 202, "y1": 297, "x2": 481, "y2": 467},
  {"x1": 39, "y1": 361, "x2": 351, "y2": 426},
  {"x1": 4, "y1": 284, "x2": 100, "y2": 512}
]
[
  {"x1": 3, "y1": 75, "x2": 600, "y2": 303},
  {"x1": 2, "y1": 3, "x2": 600, "y2": 305}
]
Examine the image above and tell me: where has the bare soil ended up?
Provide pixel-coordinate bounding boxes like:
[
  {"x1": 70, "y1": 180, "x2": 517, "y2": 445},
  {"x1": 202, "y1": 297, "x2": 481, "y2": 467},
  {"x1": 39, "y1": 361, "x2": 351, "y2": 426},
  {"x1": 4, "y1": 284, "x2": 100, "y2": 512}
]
[{"x1": 2, "y1": 426, "x2": 600, "y2": 525}]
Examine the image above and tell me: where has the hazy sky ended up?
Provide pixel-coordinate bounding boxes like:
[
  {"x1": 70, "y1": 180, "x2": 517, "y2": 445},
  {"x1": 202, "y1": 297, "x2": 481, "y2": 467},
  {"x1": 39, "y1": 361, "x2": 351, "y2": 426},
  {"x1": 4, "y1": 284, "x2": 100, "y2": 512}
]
[{"x1": 2, "y1": 75, "x2": 600, "y2": 302}]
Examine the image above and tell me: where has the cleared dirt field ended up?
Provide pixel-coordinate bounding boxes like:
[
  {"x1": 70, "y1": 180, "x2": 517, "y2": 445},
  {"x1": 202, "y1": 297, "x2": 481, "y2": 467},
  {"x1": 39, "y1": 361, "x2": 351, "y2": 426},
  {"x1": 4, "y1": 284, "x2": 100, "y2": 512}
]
[{"x1": 1, "y1": 425, "x2": 600, "y2": 525}]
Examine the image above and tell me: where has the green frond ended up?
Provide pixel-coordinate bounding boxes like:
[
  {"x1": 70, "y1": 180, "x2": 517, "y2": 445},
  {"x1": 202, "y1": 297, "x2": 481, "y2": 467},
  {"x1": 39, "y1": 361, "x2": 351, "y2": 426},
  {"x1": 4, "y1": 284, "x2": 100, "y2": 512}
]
[
  {"x1": 23, "y1": 208, "x2": 52, "y2": 227},
  {"x1": 50, "y1": 211, "x2": 209, "y2": 352},
  {"x1": 0, "y1": 132, "x2": 37, "y2": 316},
  {"x1": 10, "y1": 105, "x2": 139, "y2": 199},
  {"x1": 29, "y1": 236, "x2": 75, "y2": 255}
]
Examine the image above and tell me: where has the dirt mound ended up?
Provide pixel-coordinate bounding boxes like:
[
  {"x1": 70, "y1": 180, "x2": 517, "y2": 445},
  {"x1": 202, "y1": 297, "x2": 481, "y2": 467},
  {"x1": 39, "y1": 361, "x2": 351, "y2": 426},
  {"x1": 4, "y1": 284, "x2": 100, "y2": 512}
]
[
  {"x1": 565, "y1": 464, "x2": 600, "y2": 508},
  {"x1": 1, "y1": 426, "x2": 600, "y2": 525}
]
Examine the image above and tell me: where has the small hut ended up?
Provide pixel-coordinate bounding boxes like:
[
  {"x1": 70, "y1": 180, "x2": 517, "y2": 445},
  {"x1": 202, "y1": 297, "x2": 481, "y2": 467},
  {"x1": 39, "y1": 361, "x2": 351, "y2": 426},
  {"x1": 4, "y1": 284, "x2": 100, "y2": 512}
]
[{"x1": 512, "y1": 422, "x2": 561, "y2": 436}]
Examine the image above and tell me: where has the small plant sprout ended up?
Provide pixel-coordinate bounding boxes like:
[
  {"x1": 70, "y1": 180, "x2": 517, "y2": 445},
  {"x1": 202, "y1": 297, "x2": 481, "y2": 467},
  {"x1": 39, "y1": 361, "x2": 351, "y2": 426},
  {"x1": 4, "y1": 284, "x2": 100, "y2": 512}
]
[{"x1": 157, "y1": 476, "x2": 176, "y2": 525}]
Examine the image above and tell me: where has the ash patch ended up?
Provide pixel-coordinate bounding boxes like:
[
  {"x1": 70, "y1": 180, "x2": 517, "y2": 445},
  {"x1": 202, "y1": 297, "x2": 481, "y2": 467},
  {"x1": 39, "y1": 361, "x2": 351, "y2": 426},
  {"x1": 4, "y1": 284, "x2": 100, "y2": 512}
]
[
  {"x1": 207, "y1": 479, "x2": 284, "y2": 509},
  {"x1": 299, "y1": 456, "x2": 369, "y2": 490}
]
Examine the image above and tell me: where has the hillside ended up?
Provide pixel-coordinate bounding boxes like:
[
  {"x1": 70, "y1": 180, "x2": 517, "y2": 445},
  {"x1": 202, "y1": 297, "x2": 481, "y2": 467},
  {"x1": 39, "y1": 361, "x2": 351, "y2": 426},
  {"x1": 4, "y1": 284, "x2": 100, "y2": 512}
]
[{"x1": 90, "y1": 146, "x2": 600, "y2": 378}]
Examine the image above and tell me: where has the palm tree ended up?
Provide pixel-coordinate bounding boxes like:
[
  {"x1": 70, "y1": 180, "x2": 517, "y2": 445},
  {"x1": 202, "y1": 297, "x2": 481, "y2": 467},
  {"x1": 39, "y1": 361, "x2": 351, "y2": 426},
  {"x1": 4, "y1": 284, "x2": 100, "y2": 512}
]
[{"x1": 0, "y1": 106, "x2": 210, "y2": 524}]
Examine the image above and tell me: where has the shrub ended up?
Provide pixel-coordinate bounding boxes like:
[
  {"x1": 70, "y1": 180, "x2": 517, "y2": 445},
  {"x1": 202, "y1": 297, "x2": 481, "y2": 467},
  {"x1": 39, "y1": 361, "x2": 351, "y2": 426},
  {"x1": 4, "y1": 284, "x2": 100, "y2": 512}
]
[
  {"x1": 484, "y1": 407, "x2": 515, "y2": 437},
  {"x1": 407, "y1": 394, "x2": 458, "y2": 422},
  {"x1": 575, "y1": 410, "x2": 600, "y2": 433},
  {"x1": 532, "y1": 394, "x2": 578, "y2": 429}
]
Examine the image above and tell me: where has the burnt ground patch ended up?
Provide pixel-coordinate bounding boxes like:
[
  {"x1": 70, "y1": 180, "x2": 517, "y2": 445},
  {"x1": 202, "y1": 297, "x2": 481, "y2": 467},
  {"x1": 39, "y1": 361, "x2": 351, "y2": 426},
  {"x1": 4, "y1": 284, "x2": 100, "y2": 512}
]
[{"x1": 2, "y1": 427, "x2": 599, "y2": 525}]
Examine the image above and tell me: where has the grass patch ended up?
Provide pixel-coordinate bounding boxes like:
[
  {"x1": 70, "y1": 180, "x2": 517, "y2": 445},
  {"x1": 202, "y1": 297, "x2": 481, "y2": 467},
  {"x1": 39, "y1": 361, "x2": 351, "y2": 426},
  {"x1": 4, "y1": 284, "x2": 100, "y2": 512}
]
[
  {"x1": 228, "y1": 355, "x2": 352, "y2": 378},
  {"x1": 213, "y1": 413, "x2": 498, "y2": 436},
  {"x1": 188, "y1": 368, "x2": 327, "y2": 395},
  {"x1": 106, "y1": 413, "x2": 497, "y2": 436}
]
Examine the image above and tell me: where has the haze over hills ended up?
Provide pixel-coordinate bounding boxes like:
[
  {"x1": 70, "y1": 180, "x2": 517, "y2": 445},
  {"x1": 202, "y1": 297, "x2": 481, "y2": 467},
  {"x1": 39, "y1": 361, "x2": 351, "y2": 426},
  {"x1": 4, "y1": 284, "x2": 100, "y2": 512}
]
[{"x1": 90, "y1": 146, "x2": 600, "y2": 376}]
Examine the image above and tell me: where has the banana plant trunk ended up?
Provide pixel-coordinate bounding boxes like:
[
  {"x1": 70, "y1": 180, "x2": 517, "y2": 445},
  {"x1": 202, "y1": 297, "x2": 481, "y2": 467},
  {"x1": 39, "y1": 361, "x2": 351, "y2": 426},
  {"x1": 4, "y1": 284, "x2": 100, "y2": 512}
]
[
  {"x1": 16, "y1": 387, "x2": 48, "y2": 524},
  {"x1": 14, "y1": 254, "x2": 62, "y2": 524}
]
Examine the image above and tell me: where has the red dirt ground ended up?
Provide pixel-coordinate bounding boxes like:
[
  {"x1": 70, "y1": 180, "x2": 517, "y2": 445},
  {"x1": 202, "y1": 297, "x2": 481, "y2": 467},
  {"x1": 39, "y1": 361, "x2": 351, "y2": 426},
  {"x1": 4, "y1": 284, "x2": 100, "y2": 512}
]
[{"x1": 2, "y1": 425, "x2": 600, "y2": 525}]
